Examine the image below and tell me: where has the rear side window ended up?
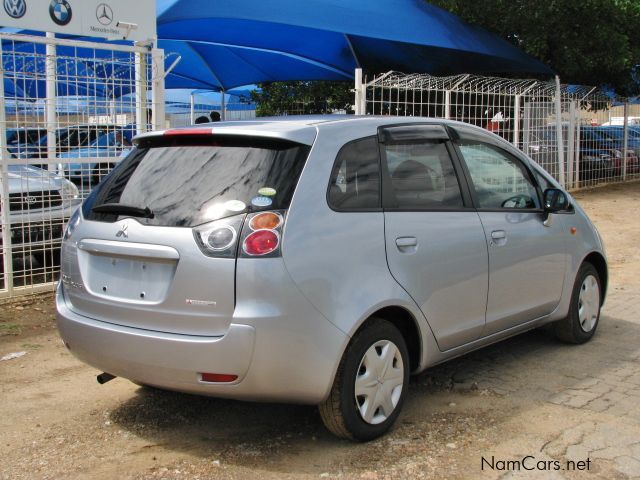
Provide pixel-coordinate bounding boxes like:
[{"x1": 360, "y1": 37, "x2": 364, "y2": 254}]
[
  {"x1": 85, "y1": 136, "x2": 311, "y2": 226},
  {"x1": 383, "y1": 141, "x2": 464, "y2": 209},
  {"x1": 328, "y1": 136, "x2": 381, "y2": 210}
]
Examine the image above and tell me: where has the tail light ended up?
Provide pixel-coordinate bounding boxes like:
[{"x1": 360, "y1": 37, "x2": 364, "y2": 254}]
[
  {"x1": 240, "y1": 211, "x2": 285, "y2": 257},
  {"x1": 193, "y1": 214, "x2": 244, "y2": 258}
]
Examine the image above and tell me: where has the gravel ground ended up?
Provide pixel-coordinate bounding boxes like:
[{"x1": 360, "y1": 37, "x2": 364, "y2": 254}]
[{"x1": 1, "y1": 181, "x2": 640, "y2": 479}]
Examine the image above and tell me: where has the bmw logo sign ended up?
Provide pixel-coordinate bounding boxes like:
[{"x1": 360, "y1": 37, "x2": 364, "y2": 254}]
[
  {"x1": 3, "y1": 0, "x2": 27, "y2": 19},
  {"x1": 49, "y1": 0, "x2": 72, "y2": 26}
]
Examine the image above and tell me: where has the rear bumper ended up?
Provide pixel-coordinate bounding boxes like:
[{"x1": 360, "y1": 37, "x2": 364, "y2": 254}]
[
  {"x1": 57, "y1": 284, "x2": 256, "y2": 394},
  {"x1": 56, "y1": 255, "x2": 349, "y2": 404}
]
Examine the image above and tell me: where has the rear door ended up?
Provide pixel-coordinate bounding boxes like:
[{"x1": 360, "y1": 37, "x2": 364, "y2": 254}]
[
  {"x1": 381, "y1": 125, "x2": 489, "y2": 351},
  {"x1": 62, "y1": 134, "x2": 311, "y2": 336},
  {"x1": 452, "y1": 127, "x2": 566, "y2": 335}
]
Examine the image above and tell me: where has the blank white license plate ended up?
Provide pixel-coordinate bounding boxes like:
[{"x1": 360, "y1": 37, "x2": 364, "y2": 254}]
[{"x1": 86, "y1": 254, "x2": 176, "y2": 302}]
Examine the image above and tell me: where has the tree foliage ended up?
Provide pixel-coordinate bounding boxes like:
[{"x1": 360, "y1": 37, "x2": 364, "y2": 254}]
[
  {"x1": 252, "y1": 1, "x2": 640, "y2": 114},
  {"x1": 250, "y1": 81, "x2": 353, "y2": 116},
  {"x1": 429, "y1": 0, "x2": 640, "y2": 95}
]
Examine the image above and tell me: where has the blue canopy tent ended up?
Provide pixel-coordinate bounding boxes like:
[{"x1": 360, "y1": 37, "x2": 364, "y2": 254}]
[
  {"x1": 155, "y1": 0, "x2": 553, "y2": 90},
  {"x1": 2, "y1": 0, "x2": 552, "y2": 98}
]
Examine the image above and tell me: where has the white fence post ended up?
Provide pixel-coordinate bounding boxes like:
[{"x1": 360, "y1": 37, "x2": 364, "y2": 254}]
[
  {"x1": 444, "y1": 90, "x2": 451, "y2": 120},
  {"x1": 567, "y1": 101, "x2": 577, "y2": 190},
  {"x1": 554, "y1": 75, "x2": 566, "y2": 187},
  {"x1": 0, "y1": 40, "x2": 14, "y2": 294},
  {"x1": 513, "y1": 94, "x2": 520, "y2": 147},
  {"x1": 45, "y1": 32, "x2": 57, "y2": 173},
  {"x1": 135, "y1": 48, "x2": 148, "y2": 135},
  {"x1": 151, "y1": 47, "x2": 166, "y2": 130},
  {"x1": 354, "y1": 68, "x2": 364, "y2": 115},
  {"x1": 622, "y1": 101, "x2": 629, "y2": 181}
]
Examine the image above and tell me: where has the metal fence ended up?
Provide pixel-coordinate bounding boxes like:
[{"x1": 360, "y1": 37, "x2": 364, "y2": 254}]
[
  {"x1": 354, "y1": 70, "x2": 640, "y2": 190},
  {"x1": 0, "y1": 33, "x2": 165, "y2": 298},
  {"x1": 167, "y1": 91, "x2": 256, "y2": 128}
]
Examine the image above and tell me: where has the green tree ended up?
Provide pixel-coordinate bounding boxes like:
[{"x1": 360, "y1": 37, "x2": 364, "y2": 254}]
[
  {"x1": 429, "y1": 0, "x2": 640, "y2": 95},
  {"x1": 250, "y1": 81, "x2": 353, "y2": 117}
]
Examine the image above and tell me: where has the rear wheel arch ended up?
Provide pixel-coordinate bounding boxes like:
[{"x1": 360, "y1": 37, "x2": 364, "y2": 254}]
[{"x1": 352, "y1": 306, "x2": 422, "y2": 373}]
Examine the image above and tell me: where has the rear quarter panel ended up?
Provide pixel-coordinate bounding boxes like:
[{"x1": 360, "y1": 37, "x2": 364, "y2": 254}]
[{"x1": 281, "y1": 122, "x2": 434, "y2": 364}]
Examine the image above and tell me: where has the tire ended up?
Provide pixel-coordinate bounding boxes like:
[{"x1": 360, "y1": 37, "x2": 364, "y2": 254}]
[
  {"x1": 319, "y1": 318, "x2": 410, "y2": 441},
  {"x1": 554, "y1": 262, "x2": 602, "y2": 344}
]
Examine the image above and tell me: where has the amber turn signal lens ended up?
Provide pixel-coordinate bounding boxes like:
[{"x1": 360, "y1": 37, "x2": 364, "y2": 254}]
[{"x1": 249, "y1": 212, "x2": 282, "y2": 231}]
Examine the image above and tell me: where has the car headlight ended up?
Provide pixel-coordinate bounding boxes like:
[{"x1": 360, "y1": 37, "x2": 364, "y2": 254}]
[{"x1": 60, "y1": 180, "x2": 79, "y2": 201}]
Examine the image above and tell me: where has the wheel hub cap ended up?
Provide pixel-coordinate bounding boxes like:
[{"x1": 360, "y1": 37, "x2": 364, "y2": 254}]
[
  {"x1": 578, "y1": 274, "x2": 600, "y2": 332},
  {"x1": 354, "y1": 340, "x2": 404, "y2": 425}
]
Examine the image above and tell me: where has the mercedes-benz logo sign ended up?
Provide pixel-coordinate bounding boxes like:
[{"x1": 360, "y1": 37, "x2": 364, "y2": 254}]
[
  {"x1": 49, "y1": 0, "x2": 72, "y2": 26},
  {"x1": 4, "y1": 0, "x2": 26, "y2": 19},
  {"x1": 96, "y1": 3, "x2": 113, "y2": 26}
]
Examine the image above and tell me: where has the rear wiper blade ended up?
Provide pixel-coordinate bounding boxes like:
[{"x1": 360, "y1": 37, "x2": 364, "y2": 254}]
[{"x1": 92, "y1": 203, "x2": 154, "y2": 219}]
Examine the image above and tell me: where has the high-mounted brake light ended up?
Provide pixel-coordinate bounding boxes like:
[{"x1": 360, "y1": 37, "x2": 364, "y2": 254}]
[{"x1": 163, "y1": 128, "x2": 214, "y2": 136}]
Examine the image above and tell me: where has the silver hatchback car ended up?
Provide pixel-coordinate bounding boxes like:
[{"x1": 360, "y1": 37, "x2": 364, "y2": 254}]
[{"x1": 56, "y1": 116, "x2": 607, "y2": 441}]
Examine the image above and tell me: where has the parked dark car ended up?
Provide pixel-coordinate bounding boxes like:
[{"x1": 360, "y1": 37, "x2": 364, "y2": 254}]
[
  {"x1": 0, "y1": 165, "x2": 81, "y2": 286},
  {"x1": 525, "y1": 126, "x2": 615, "y2": 182},
  {"x1": 596, "y1": 126, "x2": 640, "y2": 174}
]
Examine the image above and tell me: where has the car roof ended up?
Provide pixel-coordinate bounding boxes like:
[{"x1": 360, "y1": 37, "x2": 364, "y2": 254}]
[{"x1": 135, "y1": 115, "x2": 483, "y2": 146}]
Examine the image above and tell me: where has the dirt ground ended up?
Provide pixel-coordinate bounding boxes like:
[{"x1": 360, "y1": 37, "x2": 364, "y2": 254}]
[{"x1": 2, "y1": 181, "x2": 640, "y2": 480}]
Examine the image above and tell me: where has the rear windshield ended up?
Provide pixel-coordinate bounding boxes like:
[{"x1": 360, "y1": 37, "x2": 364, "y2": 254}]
[{"x1": 84, "y1": 135, "x2": 311, "y2": 227}]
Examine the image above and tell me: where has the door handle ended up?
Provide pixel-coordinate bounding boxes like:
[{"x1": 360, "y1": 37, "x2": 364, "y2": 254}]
[
  {"x1": 395, "y1": 237, "x2": 418, "y2": 248},
  {"x1": 490, "y1": 230, "x2": 507, "y2": 246}
]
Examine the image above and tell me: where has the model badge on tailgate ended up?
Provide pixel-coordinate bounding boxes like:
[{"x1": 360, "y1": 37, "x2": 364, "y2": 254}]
[{"x1": 185, "y1": 298, "x2": 217, "y2": 307}]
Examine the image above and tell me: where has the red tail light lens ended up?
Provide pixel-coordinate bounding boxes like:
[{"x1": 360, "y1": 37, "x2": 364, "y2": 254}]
[
  {"x1": 243, "y1": 229, "x2": 279, "y2": 256},
  {"x1": 200, "y1": 373, "x2": 238, "y2": 383}
]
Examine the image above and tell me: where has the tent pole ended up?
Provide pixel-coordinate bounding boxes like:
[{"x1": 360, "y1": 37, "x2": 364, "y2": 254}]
[
  {"x1": 221, "y1": 88, "x2": 226, "y2": 121},
  {"x1": 45, "y1": 32, "x2": 57, "y2": 173},
  {"x1": 190, "y1": 92, "x2": 195, "y2": 124}
]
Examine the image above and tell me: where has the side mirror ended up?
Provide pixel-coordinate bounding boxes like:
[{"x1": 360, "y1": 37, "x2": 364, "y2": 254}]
[{"x1": 543, "y1": 188, "x2": 569, "y2": 213}]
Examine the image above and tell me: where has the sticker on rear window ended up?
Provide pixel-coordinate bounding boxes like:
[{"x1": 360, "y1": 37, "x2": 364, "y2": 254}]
[
  {"x1": 224, "y1": 200, "x2": 247, "y2": 212},
  {"x1": 251, "y1": 196, "x2": 273, "y2": 208},
  {"x1": 258, "y1": 187, "x2": 276, "y2": 197}
]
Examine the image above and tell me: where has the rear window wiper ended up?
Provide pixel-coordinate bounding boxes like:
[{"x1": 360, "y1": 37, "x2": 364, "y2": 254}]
[{"x1": 92, "y1": 203, "x2": 154, "y2": 219}]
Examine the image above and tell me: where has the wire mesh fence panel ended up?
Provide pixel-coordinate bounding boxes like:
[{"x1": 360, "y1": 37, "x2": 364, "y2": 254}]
[
  {"x1": 361, "y1": 71, "x2": 639, "y2": 191},
  {"x1": 167, "y1": 93, "x2": 256, "y2": 128},
  {"x1": 0, "y1": 33, "x2": 155, "y2": 298}
]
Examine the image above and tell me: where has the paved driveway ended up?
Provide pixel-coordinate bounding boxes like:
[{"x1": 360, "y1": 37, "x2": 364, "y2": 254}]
[{"x1": 1, "y1": 181, "x2": 639, "y2": 479}]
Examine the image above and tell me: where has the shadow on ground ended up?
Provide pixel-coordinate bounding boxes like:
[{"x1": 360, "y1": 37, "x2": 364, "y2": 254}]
[{"x1": 108, "y1": 313, "x2": 639, "y2": 475}]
